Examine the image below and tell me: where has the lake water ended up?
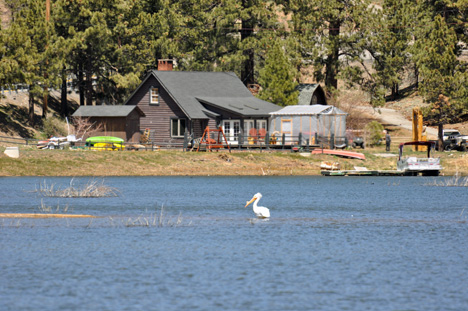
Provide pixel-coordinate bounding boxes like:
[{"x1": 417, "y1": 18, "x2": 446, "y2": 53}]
[{"x1": 1, "y1": 176, "x2": 467, "y2": 311}]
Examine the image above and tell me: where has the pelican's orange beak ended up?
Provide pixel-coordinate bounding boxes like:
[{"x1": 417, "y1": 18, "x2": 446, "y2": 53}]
[{"x1": 245, "y1": 197, "x2": 255, "y2": 208}]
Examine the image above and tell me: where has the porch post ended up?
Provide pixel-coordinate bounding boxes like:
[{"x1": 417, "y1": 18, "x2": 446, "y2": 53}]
[
  {"x1": 183, "y1": 130, "x2": 188, "y2": 151},
  {"x1": 239, "y1": 118, "x2": 244, "y2": 147}
]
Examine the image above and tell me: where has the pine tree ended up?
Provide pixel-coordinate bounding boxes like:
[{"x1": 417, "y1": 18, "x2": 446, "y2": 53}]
[
  {"x1": 358, "y1": 0, "x2": 412, "y2": 106},
  {"x1": 53, "y1": 0, "x2": 131, "y2": 106},
  {"x1": 258, "y1": 40, "x2": 298, "y2": 106},
  {"x1": 176, "y1": 0, "x2": 280, "y2": 86},
  {"x1": 284, "y1": 0, "x2": 374, "y2": 92},
  {"x1": 419, "y1": 0, "x2": 468, "y2": 45},
  {"x1": 418, "y1": 16, "x2": 466, "y2": 149},
  {"x1": 52, "y1": 0, "x2": 189, "y2": 106},
  {"x1": 3, "y1": 0, "x2": 53, "y2": 125}
]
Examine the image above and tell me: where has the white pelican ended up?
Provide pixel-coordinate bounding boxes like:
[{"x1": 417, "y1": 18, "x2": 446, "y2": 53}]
[{"x1": 245, "y1": 193, "x2": 270, "y2": 218}]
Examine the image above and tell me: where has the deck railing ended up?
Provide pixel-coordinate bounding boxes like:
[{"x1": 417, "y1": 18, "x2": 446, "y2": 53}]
[
  {"x1": 4, "y1": 134, "x2": 419, "y2": 152},
  {"x1": 189, "y1": 132, "x2": 349, "y2": 151}
]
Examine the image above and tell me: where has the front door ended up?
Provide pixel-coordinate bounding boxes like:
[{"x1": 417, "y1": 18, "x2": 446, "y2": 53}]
[
  {"x1": 222, "y1": 120, "x2": 241, "y2": 143},
  {"x1": 281, "y1": 119, "x2": 292, "y2": 144}
]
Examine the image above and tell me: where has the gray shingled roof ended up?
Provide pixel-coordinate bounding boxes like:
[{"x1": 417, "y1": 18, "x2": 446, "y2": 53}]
[
  {"x1": 197, "y1": 96, "x2": 279, "y2": 116},
  {"x1": 297, "y1": 84, "x2": 321, "y2": 105},
  {"x1": 72, "y1": 105, "x2": 145, "y2": 117},
  {"x1": 148, "y1": 71, "x2": 280, "y2": 119}
]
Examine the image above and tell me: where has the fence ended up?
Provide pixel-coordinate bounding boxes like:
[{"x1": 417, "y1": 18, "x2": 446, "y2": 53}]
[
  {"x1": 1, "y1": 82, "x2": 79, "y2": 95},
  {"x1": 2, "y1": 134, "x2": 412, "y2": 152},
  {"x1": 199, "y1": 132, "x2": 348, "y2": 151},
  {"x1": 0, "y1": 136, "x2": 39, "y2": 146}
]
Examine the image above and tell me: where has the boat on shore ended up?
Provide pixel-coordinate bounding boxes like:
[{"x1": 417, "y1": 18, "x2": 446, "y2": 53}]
[
  {"x1": 397, "y1": 141, "x2": 441, "y2": 176},
  {"x1": 86, "y1": 136, "x2": 125, "y2": 151},
  {"x1": 311, "y1": 149, "x2": 366, "y2": 160}
]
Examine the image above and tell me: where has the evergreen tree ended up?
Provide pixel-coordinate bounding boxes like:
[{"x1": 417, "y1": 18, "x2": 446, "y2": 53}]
[
  {"x1": 419, "y1": 0, "x2": 468, "y2": 46},
  {"x1": 418, "y1": 16, "x2": 466, "y2": 149},
  {"x1": 107, "y1": 0, "x2": 182, "y2": 99},
  {"x1": 284, "y1": 0, "x2": 374, "y2": 92},
  {"x1": 53, "y1": 0, "x2": 186, "y2": 106},
  {"x1": 258, "y1": 40, "x2": 298, "y2": 106},
  {"x1": 3, "y1": 0, "x2": 53, "y2": 125},
  {"x1": 358, "y1": 0, "x2": 412, "y2": 106},
  {"x1": 176, "y1": 0, "x2": 280, "y2": 86}
]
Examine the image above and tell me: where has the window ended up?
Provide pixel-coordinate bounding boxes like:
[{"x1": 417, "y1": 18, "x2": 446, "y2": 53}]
[
  {"x1": 222, "y1": 120, "x2": 241, "y2": 142},
  {"x1": 244, "y1": 120, "x2": 255, "y2": 136},
  {"x1": 257, "y1": 120, "x2": 267, "y2": 130},
  {"x1": 171, "y1": 119, "x2": 186, "y2": 137},
  {"x1": 150, "y1": 87, "x2": 159, "y2": 105}
]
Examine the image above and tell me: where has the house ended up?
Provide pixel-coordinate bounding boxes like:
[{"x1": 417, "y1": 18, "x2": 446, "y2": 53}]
[
  {"x1": 72, "y1": 105, "x2": 145, "y2": 142},
  {"x1": 123, "y1": 70, "x2": 281, "y2": 144},
  {"x1": 296, "y1": 84, "x2": 328, "y2": 106},
  {"x1": 269, "y1": 105, "x2": 347, "y2": 146}
]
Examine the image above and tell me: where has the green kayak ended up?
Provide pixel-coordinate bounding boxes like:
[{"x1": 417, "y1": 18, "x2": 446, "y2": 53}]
[{"x1": 86, "y1": 136, "x2": 124, "y2": 144}]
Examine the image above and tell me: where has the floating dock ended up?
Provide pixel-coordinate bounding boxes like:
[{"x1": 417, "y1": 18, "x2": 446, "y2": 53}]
[{"x1": 321, "y1": 170, "x2": 406, "y2": 176}]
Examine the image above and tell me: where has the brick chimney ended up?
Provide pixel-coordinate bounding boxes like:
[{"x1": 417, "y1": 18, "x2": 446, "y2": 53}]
[{"x1": 158, "y1": 59, "x2": 173, "y2": 71}]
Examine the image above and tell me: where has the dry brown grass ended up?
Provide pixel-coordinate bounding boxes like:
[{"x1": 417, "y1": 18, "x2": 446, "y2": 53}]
[
  {"x1": 35, "y1": 178, "x2": 119, "y2": 197},
  {"x1": 425, "y1": 175, "x2": 468, "y2": 187},
  {"x1": 0, "y1": 145, "x2": 463, "y2": 176},
  {"x1": 334, "y1": 90, "x2": 376, "y2": 131}
]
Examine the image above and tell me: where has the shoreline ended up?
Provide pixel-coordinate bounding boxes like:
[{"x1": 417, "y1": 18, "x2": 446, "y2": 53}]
[{"x1": 1, "y1": 147, "x2": 467, "y2": 177}]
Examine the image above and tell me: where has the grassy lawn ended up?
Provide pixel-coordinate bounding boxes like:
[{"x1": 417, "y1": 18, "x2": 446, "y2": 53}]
[{"x1": 0, "y1": 143, "x2": 466, "y2": 176}]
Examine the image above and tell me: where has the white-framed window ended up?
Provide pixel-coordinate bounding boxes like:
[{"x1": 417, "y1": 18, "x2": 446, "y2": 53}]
[
  {"x1": 257, "y1": 120, "x2": 267, "y2": 130},
  {"x1": 281, "y1": 119, "x2": 292, "y2": 144},
  {"x1": 222, "y1": 120, "x2": 240, "y2": 142},
  {"x1": 281, "y1": 119, "x2": 292, "y2": 134},
  {"x1": 150, "y1": 87, "x2": 159, "y2": 105},
  {"x1": 171, "y1": 118, "x2": 186, "y2": 138},
  {"x1": 244, "y1": 120, "x2": 255, "y2": 137},
  {"x1": 244, "y1": 119, "x2": 267, "y2": 138}
]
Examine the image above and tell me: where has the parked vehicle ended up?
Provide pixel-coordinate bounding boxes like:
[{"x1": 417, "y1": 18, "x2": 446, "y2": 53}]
[
  {"x1": 442, "y1": 129, "x2": 468, "y2": 151},
  {"x1": 443, "y1": 129, "x2": 460, "y2": 141},
  {"x1": 397, "y1": 141, "x2": 442, "y2": 176},
  {"x1": 351, "y1": 137, "x2": 365, "y2": 149}
]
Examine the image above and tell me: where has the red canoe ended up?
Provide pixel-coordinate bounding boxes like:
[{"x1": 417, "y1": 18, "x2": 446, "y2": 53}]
[{"x1": 311, "y1": 149, "x2": 366, "y2": 160}]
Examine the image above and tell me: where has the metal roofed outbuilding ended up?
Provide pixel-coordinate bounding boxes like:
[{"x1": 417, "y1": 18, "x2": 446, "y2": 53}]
[{"x1": 269, "y1": 105, "x2": 347, "y2": 146}]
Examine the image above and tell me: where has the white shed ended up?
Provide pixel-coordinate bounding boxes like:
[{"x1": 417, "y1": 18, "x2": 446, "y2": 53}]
[{"x1": 269, "y1": 105, "x2": 347, "y2": 145}]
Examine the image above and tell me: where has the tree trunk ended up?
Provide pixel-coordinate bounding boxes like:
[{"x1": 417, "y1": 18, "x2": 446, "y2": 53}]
[
  {"x1": 414, "y1": 66, "x2": 419, "y2": 89},
  {"x1": 61, "y1": 70, "x2": 68, "y2": 116},
  {"x1": 78, "y1": 63, "x2": 85, "y2": 106},
  {"x1": 241, "y1": 2, "x2": 255, "y2": 86},
  {"x1": 85, "y1": 68, "x2": 93, "y2": 106},
  {"x1": 391, "y1": 83, "x2": 399, "y2": 100},
  {"x1": 438, "y1": 122, "x2": 444, "y2": 151},
  {"x1": 325, "y1": 21, "x2": 340, "y2": 90},
  {"x1": 42, "y1": 89, "x2": 48, "y2": 119},
  {"x1": 28, "y1": 87, "x2": 35, "y2": 126}
]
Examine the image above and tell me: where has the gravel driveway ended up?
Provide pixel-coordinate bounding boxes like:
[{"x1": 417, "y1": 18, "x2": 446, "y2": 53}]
[{"x1": 365, "y1": 107, "x2": 439, "y2": 138}]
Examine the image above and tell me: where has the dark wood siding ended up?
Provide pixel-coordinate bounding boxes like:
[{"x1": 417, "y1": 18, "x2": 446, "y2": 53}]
[
  {"x1": 126, "y1": 76, "x2": 188, "y2": 144},
  {"x1": 85, "y1": 117, "x2": 126, "y2": 141},
  {"x1": 207, "y1": 118, "x2": 217, "y2": 129},
  {"x1": 126, "y1": 110, "x2": 141, "y2": 142},
  {"x1": 192, "y1": 120, "x2": 207, "y2": 139},
  {"x1": 80, "y1": 115, "x2": 141, "y2": 143}
]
